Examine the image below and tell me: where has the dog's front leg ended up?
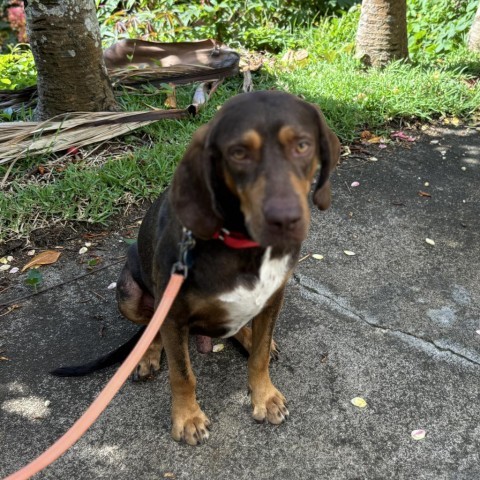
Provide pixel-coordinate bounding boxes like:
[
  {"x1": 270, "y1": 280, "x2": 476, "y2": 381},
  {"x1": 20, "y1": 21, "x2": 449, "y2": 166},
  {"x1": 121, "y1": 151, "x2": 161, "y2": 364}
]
[
  {"x1": 248, "y1": 287, "x2": 289, "y2": 424},
  {"x1": 161, "y1": 320, "x2": 211, "y2": 445}
]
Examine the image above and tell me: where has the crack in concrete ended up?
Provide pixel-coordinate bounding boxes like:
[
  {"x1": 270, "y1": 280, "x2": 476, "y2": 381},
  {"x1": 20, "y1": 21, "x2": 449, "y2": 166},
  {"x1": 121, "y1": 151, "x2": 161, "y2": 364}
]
[{"x1": 292, "y1": 273, "x2": 480, "y2": 368}]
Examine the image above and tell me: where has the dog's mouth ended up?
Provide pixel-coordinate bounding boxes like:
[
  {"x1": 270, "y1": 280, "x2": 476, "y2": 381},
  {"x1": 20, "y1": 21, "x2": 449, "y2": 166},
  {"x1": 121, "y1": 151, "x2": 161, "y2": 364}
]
[{"x1": 246, "y1": 217, "x2": 308, "y2": 249}]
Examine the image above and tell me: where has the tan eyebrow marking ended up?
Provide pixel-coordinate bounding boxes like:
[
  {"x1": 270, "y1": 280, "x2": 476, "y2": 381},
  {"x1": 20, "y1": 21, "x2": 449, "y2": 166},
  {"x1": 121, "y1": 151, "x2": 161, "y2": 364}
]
[
  {"x1": 242, "y1": 129, "x2": 263, "y2": 150},
  {"x1": 278, "y1": 126, "x2": 298, "y2": 146}
]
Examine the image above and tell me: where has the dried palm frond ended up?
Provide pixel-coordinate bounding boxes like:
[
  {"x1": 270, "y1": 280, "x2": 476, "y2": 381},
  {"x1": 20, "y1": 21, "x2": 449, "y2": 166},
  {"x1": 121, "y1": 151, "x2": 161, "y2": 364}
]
[
  {"x1": 0, "y1": 85, "x2": 37, "y2": 111},
  {"x1": 110, "y1": 64, "x2": 237, "y2": 88},
  {"x1": 1, "y1": 39, "x2": 240, "y2": 113},
  {"x1": 0, "y1": 108, "x2": 192, "y2": 166},
  {"x1": 0, "y1": 40, "x2": 239, "y2": 170},
  {"x1": 0, "y1": 64, "x2": 236, "y2": 113}
]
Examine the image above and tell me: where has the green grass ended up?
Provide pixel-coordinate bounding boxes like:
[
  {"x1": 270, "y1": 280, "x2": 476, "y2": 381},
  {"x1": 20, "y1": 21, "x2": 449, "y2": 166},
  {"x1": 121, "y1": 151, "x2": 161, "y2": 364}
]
[
  {"x1": 273, "y1": 13, "x2": 480, "y2": 140},
  {"x1": 0, "y1": 81, "x2": 244, "y2": 242},
  {"x1": 276, "y1": 55, "x2": 480, "y2": 141},
  {"x1": 2, "y1": 8, "x2": 480, "y2": 244}
]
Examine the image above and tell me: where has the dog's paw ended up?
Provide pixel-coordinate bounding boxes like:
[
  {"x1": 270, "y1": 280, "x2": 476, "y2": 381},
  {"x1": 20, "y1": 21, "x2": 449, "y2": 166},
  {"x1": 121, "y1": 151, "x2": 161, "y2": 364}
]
[
  {"x1": 131, "y1": 347, "x2": 162, "y2": 381},
  {"x1": 171, "y1": 407, "x2": 211, "y2": 446},
  {"x1": 270, "y1": 341, "x2": 280, "y2": 361},
  {"x1": 251, "y1": 387, "x2": 289, "y2": 425}
]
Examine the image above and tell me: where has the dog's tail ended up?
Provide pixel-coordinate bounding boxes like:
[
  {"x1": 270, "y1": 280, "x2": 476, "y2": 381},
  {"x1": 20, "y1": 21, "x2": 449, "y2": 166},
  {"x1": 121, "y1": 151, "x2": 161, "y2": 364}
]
[{"x1": 50, "y1": 327, "x2": 145, "y2": 377}]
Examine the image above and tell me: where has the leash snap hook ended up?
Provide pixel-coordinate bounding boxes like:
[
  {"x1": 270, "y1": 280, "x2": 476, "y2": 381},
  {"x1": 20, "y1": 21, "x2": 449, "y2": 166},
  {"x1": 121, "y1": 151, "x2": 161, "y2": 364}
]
[{"x1": 171, "y1": 228, "x2": 195, "y2": 277}]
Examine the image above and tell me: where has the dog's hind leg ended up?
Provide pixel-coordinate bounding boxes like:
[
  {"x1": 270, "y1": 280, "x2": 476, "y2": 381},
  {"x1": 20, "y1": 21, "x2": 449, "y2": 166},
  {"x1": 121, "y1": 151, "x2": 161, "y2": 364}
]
[
  {"x1": 131, "y1": 332, "x2": 163, "y2": 381},
  {"x1": 233, "y1": 326, "x2": 279, "y2": 360},
  {"x1": 116, "y1": 261, "x2": 163, "y2": 380}
]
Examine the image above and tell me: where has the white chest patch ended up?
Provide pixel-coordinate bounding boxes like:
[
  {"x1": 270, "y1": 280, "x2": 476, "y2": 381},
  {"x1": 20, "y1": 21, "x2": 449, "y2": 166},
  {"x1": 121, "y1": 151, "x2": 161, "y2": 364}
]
[{"x1": 218, "y1": 247, "x2": 291, "y2": 337}]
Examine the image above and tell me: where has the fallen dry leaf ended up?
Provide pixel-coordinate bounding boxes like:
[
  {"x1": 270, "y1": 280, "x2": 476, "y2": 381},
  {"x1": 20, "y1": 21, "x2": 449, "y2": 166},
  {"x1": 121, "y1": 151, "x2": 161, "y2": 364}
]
[
  {"x1": 443, "y1": 117, "x2": 460, "y2": 126},
  {"x1": 192, "y1": 83, "x2": 207, "y2": 106},
  {"x1": 418, "y1": 191, "x2": 431, "y2": 198},
  {"x1": 360, "y1": 130, "x2": 373, "y2": 140},
  {"x1": 341, "y1": 145, "x2": 351, "y2": 157},
  {"x1": 281, "y1": 49, "x2": 308, "y2": 64},
  {"x1": 164, "y1": 84, "x2": 177, "y2": 108},
  {"x1": 78, "y1": 247, "x2": 88, "y2": 255},
  {"x1": 0, "y1": 355, "x2": 10, "y2": 361},
  {"x1": 0, "y1": 264, "x2": 10, "y2": 271},
  {"x1": 22, "y1": 250, "x2": 61, "y2": 272},
  {"x1": 351, "y1": 397, "x2": 367, "y2": 408},
  {"x1": 0, "y1": 304, "x2": 20, "y2": 317},
  {"x1": 67, "y1": 146, "x2": 79, "y2": 156},
  {"x1": 391, "y1": 131, "x2": 416, "y2": 142},
  {"x1": 411, "y1": 429, "x2": 426, "y2": 440}
]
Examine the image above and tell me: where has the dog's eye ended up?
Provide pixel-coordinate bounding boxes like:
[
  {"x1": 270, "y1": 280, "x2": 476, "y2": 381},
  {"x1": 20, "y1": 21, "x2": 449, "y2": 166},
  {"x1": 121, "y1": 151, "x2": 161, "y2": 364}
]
[
  {"x1": 294, "y1": 140, "x2": 311, "y2": 155},
  {"x1": 229, "y1": 146, "x2": 249, "y2": 161}
]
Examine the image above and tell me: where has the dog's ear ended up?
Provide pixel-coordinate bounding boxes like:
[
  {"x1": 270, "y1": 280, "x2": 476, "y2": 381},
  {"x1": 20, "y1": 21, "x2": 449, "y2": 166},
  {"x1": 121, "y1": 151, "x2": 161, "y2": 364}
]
[
  {"x1": 311, "y1": 106, "x2": 341, "y2": 210},
  {"x1": 170, "y1": 124, "x2": 223, "y2": 239}
]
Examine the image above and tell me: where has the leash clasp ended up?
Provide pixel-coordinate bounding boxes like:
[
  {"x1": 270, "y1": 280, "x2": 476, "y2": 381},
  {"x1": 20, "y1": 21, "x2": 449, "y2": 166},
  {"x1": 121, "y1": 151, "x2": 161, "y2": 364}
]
[{"x1": 171, "y1": 228, "x2": 195, "y2": 277}]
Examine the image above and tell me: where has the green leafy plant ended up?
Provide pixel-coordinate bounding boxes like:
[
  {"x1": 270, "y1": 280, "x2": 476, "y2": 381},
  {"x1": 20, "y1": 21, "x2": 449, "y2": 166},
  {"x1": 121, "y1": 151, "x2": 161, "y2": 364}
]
[
  {"x1": 96, "y1": 0, "x2": 361, "y2": 52},
  {"x1": 87, "y1": 257, "x2": 101, "y2": 269},
  {"x1": 25, "y1": 268, "x2": 43, "y2": 291},
  {"x1": 121, "y1": 237, "x2": 137, "y2": 245},
  {"x1": 408, "y1": 0, "x2": 478, "y2": 61},
  {"x1": 0, "y1": 44, "x2": 36, "y2": 89}
]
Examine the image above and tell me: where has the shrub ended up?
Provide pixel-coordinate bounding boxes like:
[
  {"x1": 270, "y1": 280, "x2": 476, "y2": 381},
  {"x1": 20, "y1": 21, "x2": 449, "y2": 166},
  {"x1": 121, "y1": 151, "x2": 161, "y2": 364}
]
[
  {"x1": 0, "y1": 44, "x2": 35, "y2": 90},
  {"x1": 0, "y1": 0, "x2": 26, "y2": 50},
  {"x1": 408, "y1": 0, "x2": 478, "y2": 60},
  {"x1": 96, "y1": 0, "x2": 361, "y2": 51}
]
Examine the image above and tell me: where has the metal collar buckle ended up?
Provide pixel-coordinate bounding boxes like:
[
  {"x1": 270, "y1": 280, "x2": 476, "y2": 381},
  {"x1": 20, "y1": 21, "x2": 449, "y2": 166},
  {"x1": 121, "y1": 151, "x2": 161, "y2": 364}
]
[{"x1": 171, "y1": 228, "x2": 196, "y2": 277}]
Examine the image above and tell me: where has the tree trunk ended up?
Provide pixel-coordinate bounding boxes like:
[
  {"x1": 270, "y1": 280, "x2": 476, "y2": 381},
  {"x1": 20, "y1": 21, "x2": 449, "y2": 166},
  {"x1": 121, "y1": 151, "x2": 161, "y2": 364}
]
[
  {"x1": 468, "y1": 1, "x2": 480, "y2": 51},
  {"x1": 356, "y1": 0, "x2": 408, "y2": 67},
  {"x1": 25, "y1": 0, "x2": 117, "y2": 120}
]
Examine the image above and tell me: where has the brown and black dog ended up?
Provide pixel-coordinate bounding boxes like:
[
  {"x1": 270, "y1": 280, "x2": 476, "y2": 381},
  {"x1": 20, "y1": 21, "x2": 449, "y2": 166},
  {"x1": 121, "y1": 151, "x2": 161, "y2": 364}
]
[{"x1": 53, "y1": 91, "x2": 340, "y2": 445}]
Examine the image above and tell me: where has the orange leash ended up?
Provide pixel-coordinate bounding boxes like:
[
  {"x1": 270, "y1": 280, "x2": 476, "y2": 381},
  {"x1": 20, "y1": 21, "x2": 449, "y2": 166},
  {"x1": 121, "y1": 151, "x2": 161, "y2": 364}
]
[{"x1": 4, "y1": 273, "x2": 185, "y2": 480}]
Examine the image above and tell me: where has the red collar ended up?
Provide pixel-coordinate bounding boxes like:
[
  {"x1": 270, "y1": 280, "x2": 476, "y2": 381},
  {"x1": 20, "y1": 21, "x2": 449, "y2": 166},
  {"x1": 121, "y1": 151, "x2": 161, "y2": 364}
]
[{"x1": 212, "y1": 228, "x2": 261, "y2": 249}]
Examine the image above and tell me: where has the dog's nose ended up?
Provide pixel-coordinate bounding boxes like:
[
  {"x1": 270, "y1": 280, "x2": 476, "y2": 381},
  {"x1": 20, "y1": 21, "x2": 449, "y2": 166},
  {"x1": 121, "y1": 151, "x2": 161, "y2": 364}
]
[{"x1": 263, "y1": 200, "x2": 302, "y2": 232}]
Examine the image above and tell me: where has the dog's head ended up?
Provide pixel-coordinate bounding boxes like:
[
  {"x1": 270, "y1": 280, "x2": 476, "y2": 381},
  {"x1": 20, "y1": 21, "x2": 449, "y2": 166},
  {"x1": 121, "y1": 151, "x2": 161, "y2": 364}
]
[{"x1": 170, "y1": 91, "x2": 340, "y2": 247}]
